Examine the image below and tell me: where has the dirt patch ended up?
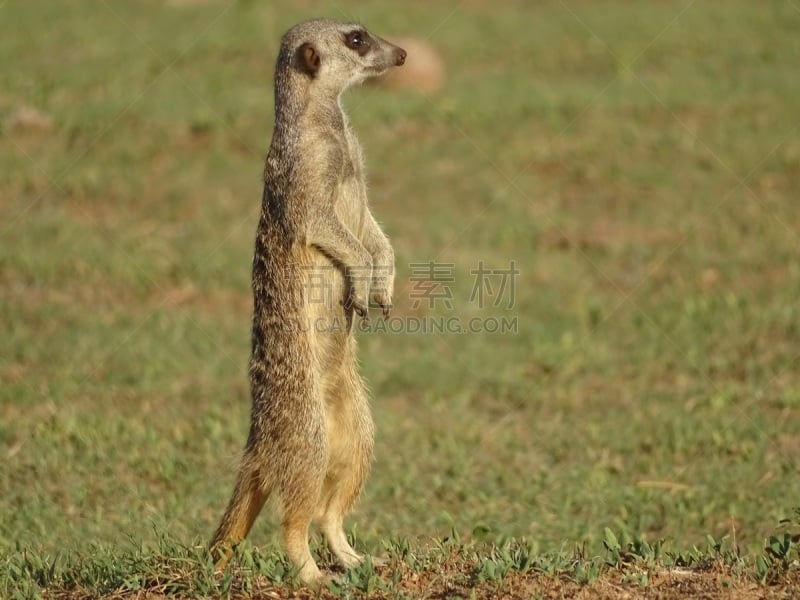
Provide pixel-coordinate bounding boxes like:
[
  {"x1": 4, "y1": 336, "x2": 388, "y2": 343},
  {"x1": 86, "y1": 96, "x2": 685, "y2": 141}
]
[{"x1": 58, "y1": 562, "x2": 799, "y2": 599}]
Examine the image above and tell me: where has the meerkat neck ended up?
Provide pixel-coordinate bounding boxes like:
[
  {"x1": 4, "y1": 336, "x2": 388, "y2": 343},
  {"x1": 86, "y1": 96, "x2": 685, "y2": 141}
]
[
  {"x1": 273, "y1": 59, "x2": 303, "y2": 128},
  {"x1": 273, "y1": 71, "x2": 345, "y2": 134}
]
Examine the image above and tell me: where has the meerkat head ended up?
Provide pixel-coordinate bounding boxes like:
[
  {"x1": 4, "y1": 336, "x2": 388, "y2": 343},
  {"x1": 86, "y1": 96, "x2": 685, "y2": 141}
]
[{"x1": 280, "y1": 20, "x2": 406, "y2": 93}]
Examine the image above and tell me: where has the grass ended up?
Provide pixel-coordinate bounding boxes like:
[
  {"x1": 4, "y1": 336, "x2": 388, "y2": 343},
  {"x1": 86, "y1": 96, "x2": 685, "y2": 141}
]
[
  {"x1": 1, "y1": 0, "x2": 799, "y2": 597},
  {"x1": 4, "y1": 531, "x2": 800, "y2": 598}
]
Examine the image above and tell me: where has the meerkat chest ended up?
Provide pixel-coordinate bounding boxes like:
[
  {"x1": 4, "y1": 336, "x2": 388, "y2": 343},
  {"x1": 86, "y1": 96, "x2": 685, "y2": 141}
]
[
  {"x1": 332, "y1": 134, "x2": 368, "y2": 236},
  {"x1": 333, "y1": 177, "x2": 366, "y2": 237}
]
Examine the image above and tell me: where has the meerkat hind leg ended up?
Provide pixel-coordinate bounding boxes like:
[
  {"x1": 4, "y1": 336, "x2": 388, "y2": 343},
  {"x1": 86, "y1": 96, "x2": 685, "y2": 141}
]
[
  {"x1": 278, "y1": 423, "x2": 329, "y2": 587},
  {"x1": 319, "y1": 472, "x2": 390, "y2": 569},
  {"x1": 319, "y1": 491, "x2": 363, "y2": 568},
  {"x1": 318, "y1": 366, "x2": 381, "y2": 569},
  {"x1": 282, "y1": 495, "x2": 327, "y2": 586}
]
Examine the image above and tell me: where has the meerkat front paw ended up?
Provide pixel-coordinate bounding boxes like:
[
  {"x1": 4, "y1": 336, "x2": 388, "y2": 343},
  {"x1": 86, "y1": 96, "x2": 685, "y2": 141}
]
[
  {"x1": 345, "y1": 293, "x2": 370, "y2": 320},
  {"x1": 370, "y1": 289, "x2": 393, "y2": 318},
  {"x1": 344, "y1": 264, "x2": 373, "y2": 320},
  {"x1": 370, "y1": 264, "x2": 394, "y2": 318}
]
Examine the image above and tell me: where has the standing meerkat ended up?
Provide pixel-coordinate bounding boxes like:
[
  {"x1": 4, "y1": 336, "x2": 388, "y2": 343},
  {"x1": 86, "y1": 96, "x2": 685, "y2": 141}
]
[{"x1": 209, "y1": 19, "x2": 406, "y2": 586}]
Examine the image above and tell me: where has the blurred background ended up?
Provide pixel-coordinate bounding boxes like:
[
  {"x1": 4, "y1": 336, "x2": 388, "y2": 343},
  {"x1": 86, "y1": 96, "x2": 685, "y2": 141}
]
[{"x1": 1, "y1": 1, "x2": 799, "y2": 559}]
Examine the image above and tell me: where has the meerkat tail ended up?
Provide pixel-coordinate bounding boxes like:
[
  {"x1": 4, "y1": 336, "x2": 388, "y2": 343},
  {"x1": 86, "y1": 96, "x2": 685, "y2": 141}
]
[{"x1": 209, "y1": 464, "x2": 271, "y2": 566}]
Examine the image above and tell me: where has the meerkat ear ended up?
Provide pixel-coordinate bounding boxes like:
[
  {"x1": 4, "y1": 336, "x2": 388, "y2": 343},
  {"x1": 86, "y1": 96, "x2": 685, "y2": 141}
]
[{"x1": 297, "y1": 42, "x2": 321, "y2": 76}]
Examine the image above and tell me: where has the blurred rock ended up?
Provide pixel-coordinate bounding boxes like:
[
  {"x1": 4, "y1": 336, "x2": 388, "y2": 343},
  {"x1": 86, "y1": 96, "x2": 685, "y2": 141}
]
[
  {"x1": 700, "y1": 267, "x2": 721, "y2": 290},
  {"x1": 4, "y1": 106, "x2": 53, "y2": 132},
  {"x1": 371, "y1": 37, "x2": 445, "y2": 93}
]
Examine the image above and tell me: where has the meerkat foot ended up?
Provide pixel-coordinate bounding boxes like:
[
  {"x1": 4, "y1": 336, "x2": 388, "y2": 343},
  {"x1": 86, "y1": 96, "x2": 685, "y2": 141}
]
[
  {"x1": 340, "y1": 553, "x2": 388, "y2": 570},
  {"x1": 338, "y1": 549, "x2": 365, "y2": 569},
  {"x1": 320, "y1": 520, "x2": 365, "y2": 569},
  {"x1": 298, "y1": 563, "x2": 328, "y2": 589},
  {"x1": 331, "y1": 538, "x2": 364, "y2": 568},
  {"x1": 369, "y1": 554, "x2": 389, "y2": 567}
]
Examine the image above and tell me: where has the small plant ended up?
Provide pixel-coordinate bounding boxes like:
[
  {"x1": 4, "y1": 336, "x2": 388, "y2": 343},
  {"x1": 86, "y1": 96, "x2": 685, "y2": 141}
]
[
  {"x1": 328, "y1": 555, "x2": 385, "y2": 596},
  {"x1": 1, "y1": 549, "x2": 57, "y2": 600},
  {"x1": 474, "y1": 549, "x2": 513, "y2": 583},
  {"x1": 384, "y1": 536, "x2": 412, "y2": 562},
  {"x1": 570, "y1": 559, "x2": 601, "y2": 585},
  {"x1": 602, "y1": 528, "x2": 623, "y2": 567},
  {"x1": 622, "y1": 569, "x2": 651, "y2": 587},
  {"x1": 602, "y1": 528, "x2": 663, "y2": 568},
  {"x1": 756, "y1": 532, "x2": 799, "y2": 584}
]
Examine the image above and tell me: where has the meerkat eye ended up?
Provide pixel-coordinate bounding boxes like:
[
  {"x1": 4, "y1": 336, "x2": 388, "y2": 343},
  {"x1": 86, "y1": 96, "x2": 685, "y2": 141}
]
[{"x1": 345, "y1": 30, "x2": 369, "y2": 53}]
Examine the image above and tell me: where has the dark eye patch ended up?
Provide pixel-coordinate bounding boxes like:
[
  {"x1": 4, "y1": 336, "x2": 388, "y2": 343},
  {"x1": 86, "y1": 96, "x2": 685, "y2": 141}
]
[{"x1": 344, "y1": 30, "x2": 370, "y2": 56}]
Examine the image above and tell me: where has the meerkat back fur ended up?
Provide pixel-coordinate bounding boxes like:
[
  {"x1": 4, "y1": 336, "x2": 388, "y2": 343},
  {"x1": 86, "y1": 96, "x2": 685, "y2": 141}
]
[{"x1": 209, "y1": 20, "x2": 406, "y2": 586}]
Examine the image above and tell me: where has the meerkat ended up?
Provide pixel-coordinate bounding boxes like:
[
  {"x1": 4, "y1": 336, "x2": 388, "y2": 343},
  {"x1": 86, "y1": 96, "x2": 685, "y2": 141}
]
[{"x1": 209, "y1": 20, "x2": 406, "y2": 586}]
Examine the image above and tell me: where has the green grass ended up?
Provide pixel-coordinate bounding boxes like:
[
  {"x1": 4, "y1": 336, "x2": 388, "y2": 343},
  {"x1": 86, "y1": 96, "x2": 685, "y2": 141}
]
[{"x1": 1, "y1": 0, "x2": 799, "y2": 597}]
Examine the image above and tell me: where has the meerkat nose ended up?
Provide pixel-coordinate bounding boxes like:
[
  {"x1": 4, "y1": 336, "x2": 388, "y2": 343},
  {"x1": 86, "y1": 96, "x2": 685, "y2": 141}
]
[{"x1": 396, "y1": 48, "x2": 407, "y2": 66}]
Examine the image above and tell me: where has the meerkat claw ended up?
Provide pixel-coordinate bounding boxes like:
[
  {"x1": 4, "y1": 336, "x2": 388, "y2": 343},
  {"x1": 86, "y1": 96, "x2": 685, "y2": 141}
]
[{"x1": 355, "y1": 304, "x2": 369, "y2": 320}]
